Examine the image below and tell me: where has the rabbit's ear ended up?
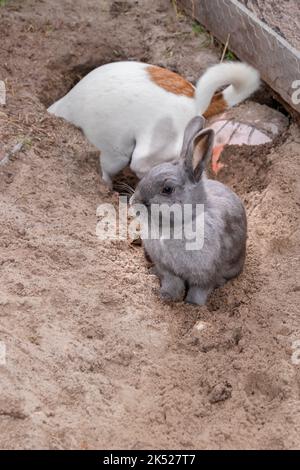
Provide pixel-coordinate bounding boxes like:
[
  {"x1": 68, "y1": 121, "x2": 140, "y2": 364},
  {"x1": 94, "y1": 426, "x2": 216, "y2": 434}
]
[
  {"x1": 180, "y1": 116, "x2": 206, "y2": 160},
  {"x1": 183, "y1": 125, "x2": 214, "y2": 183}
]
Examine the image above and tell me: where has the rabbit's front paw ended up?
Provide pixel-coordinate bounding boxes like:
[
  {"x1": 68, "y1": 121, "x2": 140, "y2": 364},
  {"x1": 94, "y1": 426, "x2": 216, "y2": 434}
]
[
  {"x1": 185, "y1": 285, "x2": 211, "y2": 306},
  {"x1": 160, "y1": 273, "x2": 185, "y2": 302},
  {"x1": 160, "y1": 289, "x2": 176, "y2": 302}
]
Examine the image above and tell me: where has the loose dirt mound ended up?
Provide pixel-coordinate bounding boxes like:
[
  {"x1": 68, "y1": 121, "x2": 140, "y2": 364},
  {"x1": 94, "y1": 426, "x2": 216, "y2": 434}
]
[{"x1": 0, "y1": 0, "x2": 300, "y2": 450}]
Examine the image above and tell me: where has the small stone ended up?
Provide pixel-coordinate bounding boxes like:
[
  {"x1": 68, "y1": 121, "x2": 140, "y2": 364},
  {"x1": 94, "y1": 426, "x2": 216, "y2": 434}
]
[
  {"x1": 208, "y1": 382, "x2": 232, "y2": 404},
  {"x1": 192, "y1": 320, "x2": 211, "y2": 338}
]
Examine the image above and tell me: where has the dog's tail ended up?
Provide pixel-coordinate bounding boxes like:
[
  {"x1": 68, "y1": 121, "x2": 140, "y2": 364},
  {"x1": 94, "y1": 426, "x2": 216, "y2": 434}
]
[{"x1": 196, "y1": 62, "x2": 260, "y2": 118}]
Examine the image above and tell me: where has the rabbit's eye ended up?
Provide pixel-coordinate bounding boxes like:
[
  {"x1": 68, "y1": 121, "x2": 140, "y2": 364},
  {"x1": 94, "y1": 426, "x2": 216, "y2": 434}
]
[{"x1": 162, "y1": 185, "x2": 174, "y2": 195}]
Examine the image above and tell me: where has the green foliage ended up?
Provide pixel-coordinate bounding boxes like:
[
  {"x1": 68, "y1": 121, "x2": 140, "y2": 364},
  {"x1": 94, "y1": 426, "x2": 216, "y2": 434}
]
[
  {"x1": 224, "y1": 50, "x2": 237, "y2": 61},
  {"x1": 192, "y1": 21, "x2": 206, "y2": 35},
  {"x1": 0, "y1": 0, "x2": 7, "y2": 6}
]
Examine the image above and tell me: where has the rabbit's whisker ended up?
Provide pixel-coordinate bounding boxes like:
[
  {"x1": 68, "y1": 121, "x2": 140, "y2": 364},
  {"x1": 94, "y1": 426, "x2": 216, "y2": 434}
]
[{"x1": 114, "y1": 182, "x2": 135, "y2": 194}]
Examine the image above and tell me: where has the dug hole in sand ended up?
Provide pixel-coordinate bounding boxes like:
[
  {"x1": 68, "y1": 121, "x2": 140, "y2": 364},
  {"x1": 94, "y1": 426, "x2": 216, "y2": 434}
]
[{"x1": 0, "y1": 0, "x2": 300, "y2": 450}]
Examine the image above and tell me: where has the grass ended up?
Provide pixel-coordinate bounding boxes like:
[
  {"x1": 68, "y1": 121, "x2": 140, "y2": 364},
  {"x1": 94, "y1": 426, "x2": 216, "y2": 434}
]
[
  {"x1": 192, "y1": 21, "x2": 206, "y2": 35},
  {"x1": 0, "y1": 0, "x2": 7, "y2": 6},
  {"x1": 170, "y1": 0, "x2": 179, "y2": 17},
  {"x1": 224, "y1": 50, "x2": 237, "y2": 61}
]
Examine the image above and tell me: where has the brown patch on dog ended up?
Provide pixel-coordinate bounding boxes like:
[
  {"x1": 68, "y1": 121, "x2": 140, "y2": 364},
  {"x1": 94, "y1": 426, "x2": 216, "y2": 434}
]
[
  {"x1": 203, "y1": 92, "x2": 228, "y2": 118},
  {"x1": 147, "y1": 65, "x2": 195, "y2": 98},
  {"x1": 148, "y1": 66, "x2": 228, "y2": 117}
]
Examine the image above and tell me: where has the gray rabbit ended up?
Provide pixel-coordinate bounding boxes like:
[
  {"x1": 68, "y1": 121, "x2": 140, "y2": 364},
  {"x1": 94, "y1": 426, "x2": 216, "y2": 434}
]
[{"x1": 130, "y1": 116, "x2": 247, "y2": 305}]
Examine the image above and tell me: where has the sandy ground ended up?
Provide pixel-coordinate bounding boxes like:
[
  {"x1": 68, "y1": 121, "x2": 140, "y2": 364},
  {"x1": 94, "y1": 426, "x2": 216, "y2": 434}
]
[{"x1": 0, "y1": 0, "x2": 300, "y2": 450}]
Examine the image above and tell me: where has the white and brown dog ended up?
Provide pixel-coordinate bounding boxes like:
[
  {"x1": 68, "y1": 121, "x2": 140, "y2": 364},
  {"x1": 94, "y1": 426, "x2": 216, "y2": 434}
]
[{"x1": 48, "y1": 61, "x2": 260, "y2": 186}]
